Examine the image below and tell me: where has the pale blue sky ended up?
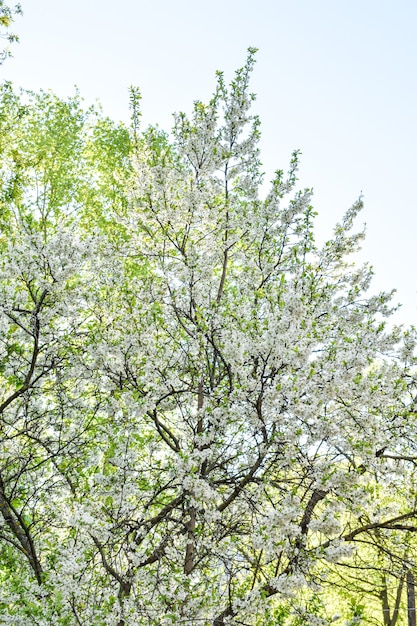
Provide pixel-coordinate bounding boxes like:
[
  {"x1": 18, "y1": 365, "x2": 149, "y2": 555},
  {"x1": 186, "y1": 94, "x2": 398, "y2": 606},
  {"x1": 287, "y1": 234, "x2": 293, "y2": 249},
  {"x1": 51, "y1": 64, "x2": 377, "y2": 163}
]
[{"x1": 4, "y1": 0, "x2": 417, "y2": 325}]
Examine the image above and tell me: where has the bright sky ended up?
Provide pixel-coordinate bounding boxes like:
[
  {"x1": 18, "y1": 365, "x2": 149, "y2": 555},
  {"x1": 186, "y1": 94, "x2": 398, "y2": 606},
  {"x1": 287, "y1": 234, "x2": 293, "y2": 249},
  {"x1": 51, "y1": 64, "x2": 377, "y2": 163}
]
[{"x1": 4, "y1": 0, "x2": 417, "y2": 326}]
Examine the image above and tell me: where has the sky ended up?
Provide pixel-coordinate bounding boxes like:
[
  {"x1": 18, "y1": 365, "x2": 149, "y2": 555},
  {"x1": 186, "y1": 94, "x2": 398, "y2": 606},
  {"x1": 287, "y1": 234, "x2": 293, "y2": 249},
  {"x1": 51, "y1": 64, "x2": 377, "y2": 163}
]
[{"x1": 3, "y1": 0, "x2": 417, "y2": 326}]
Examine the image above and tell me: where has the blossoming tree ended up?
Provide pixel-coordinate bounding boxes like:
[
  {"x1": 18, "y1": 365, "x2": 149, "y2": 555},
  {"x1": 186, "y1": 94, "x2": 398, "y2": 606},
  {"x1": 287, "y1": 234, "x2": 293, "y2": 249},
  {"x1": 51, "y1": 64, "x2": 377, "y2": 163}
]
[{"x1": 0, "y1": 52, "x2": 417, "y2": 625}]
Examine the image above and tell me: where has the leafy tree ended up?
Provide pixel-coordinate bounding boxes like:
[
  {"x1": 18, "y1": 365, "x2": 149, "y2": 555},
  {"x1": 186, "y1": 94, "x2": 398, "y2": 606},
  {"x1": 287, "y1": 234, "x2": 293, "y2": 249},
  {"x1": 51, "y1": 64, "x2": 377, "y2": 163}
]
[
  {"x1": 0, "y1": 51, "x2": 417, "y2": 625},
  {"x1": 0, "y1": 0, "x2": 22, "y2": 64}
]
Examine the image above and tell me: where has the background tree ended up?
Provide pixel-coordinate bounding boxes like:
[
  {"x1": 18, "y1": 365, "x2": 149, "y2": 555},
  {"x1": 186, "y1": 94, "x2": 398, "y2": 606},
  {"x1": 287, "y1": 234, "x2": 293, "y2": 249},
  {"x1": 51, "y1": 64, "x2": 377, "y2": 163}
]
[
  {"x1": 0, "y1": 0, "x2": 22, "y2": 64},
  {"x1": 0, "y1": 84, "x2": 134, "y2": 623}
]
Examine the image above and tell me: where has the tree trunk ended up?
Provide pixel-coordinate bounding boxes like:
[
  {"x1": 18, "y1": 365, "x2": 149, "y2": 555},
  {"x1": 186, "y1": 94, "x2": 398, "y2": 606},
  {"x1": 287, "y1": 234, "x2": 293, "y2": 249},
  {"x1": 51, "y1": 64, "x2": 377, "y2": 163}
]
[
  {"x1": 381, "y1": 575, "x2": 391, "y2": 626},
  {"x1": 407, "y1": 570, "x2": 416, "y2": 626}
]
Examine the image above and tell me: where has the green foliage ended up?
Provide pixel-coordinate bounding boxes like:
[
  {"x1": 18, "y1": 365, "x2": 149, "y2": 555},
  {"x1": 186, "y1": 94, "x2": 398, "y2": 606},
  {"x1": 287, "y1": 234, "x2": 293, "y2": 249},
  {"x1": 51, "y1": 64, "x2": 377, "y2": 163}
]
[{"x1": 0, "y1": 0, "x2": 22, "y2": 64}]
